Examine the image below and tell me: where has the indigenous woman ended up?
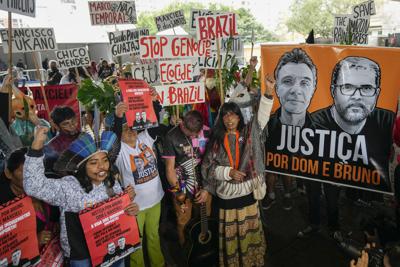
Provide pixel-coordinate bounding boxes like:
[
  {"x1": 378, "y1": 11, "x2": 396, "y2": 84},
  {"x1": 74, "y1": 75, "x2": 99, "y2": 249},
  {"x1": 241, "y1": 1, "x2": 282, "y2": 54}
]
[
  {"x1": 23, "y1": 104, "x2": 138, "y2": 267},
  {"x1": 201, "y1": 75, "x2": 275, "y2": 267}
]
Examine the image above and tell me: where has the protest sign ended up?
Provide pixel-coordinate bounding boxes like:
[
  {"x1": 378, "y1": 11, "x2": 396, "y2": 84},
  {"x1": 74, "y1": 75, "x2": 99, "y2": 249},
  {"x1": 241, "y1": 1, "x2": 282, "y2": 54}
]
[
  {"x1": 131, "y1": 61, "x2": 160, "y2": 84},
  {"x1": 198, "y1": 53, "x2": 236, "y2": 69},
  {"x1": 109, "y1": 28, "x2": 149, "y2": 57},
  {"x1": 211, "y1": 36, "x2": 244, "y2": 58},
  {"x1": 37, "y1": 236, "x2": 63, "y2": 267},
  {"x1": 20, "y1": 84, "x2": 80, "y2": 124},
  {"x1": 261, "y1": 44, "x2": 400, "y2": 194},
  {"x1": 196, "y1": 13, "x2": 238, "y2": 40},
  {"x1": 154, "y1": 82, "x2": 205, "y2": 106},
  {"x1": 0, "y1": 0, "x2": 35, "y2": 17},
  {"x1": 0, "y1": 196, "x2": 40, "y2": 267},
  {"x1": 159, "y1": 59, "x2": 199, "y2": 83},
  {"x1": 333, "y1": 14, "x2": 351, "y2": 43},
  {"x1": 155, "y1": 10, "x2": 186, "y2": 32},
  {"x1": 79, "y1": 193, "x2": 140, "y2": 267},
  {"x1": 56, "y1": 47, "x2": 90, "y2": 69},
  {"x1": 119, "y1": 79, "x2": 158, "y2": 130},
  {"x1": 189, "y1": 9, "x2": 224, "y2": 31},
  {"x1": 0, "y1": 28, "x2": 57, "y2": 53},
  {"x1": 139, "y1": 35, "x2": 212, "y2": 59},
  {"x1": 88, "y1": 1, "x2": 137, "y2": 25}
]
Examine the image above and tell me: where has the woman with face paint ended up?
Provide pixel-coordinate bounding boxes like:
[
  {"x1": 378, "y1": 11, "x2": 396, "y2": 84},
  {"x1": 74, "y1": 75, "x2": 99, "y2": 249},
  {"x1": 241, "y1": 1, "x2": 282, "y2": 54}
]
[
  {"x1": 23, "y1": 103, "x2": 139, "y2": 267},
  {"x1": 201, "y1": 75, "x2": 275, "y2": 267}
]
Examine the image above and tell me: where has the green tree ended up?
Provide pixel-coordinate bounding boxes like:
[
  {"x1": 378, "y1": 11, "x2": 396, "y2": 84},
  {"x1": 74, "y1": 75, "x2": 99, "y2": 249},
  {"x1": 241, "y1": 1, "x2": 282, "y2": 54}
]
[
  {"x1": 286, "y1": 0, "x2": 380, "y2": 38},
  {"x1": 136, "y1": 1, "x2": 277, "y2": 43}
]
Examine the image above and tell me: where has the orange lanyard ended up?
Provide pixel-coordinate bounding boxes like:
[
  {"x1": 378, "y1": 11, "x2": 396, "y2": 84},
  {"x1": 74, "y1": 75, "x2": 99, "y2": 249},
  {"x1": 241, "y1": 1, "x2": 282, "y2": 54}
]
[{"x1": 224, "y1": 131, "x2": 240, "y2": 169}]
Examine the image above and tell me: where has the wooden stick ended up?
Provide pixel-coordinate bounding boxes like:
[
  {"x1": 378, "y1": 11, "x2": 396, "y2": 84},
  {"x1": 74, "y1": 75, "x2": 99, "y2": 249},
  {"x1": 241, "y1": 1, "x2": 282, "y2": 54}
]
[
  {"x1": 32, "y1": 52, "x2": 51, "y2": 119},
  {"x1": 75, "y1": 67, "x2": 81, "y2": 85},
  {"x1": 250, "y1": 28, "x2": 254, "y2": 58},
  {"x1": 7, "y1": 12, "x2": 13, "y2": 125},
  {"x1": 216, "y1": 38, "x2": 224, "y2": 105}
]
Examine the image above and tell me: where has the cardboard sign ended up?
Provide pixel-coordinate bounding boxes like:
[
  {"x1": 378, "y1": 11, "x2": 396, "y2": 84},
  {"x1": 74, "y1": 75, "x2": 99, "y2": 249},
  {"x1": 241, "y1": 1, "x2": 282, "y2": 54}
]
[
  {"x1": 119, "y1": 79, "x2": 158, "y2": 130},
  {"x1": 0, "y1": 28, "x2": 57, "y2": 53},
  {"x1": 139, "y1": 35, "x2": 212, "y2": 59},
  {"x1": 154, "y1": 82, "x2": 205, "y2": 106},
  {"x1": 109, "y1": 28, "x2": 149, "y2": 57},
  {"x1": 159, "y1": 59, "x2": 199, "y2": 83},
  {"x1": 155, "y1": 10, "x2": 186, "y2": 32},
  {"x1": 37, "y1": 236, "x2": 63, "y2": 267},
  {"x1": 20, "y1": 84, "x2": 80, "y2": 125},
  {"x1": 189, "y1": 9, "x2": 223, "y2": 31},
  {"x1": 196, "y1": 13, "x2": 238, "y2": 40},
  {"x1": 198, "y1": 53, "x2": 236, "y2": 69},
  {"x1": 0, "y1": 0, "x2": 35, "y2": 17},
  {"x1": 88, "y1": 1, "x2": 137, "y2": 25},
  {"x1": 211, "y1": 36, "x2": 244, "y2": 57},
  {"x1": 131, "y1": 61, "x2": 160, "y2": 84},
  {"x1": 333, "y1": 14, "x2": 351, "y2": 44},
  {"x1": 56, "y1": 47, "x2": 90, "y2": 69},
  {"x1": 79, "y1": 193, "x2": 141, "y2": 267},
  {"x1": 0, "y1": 196, "x2": 40, "y2": 267},
  {"x1": 261, "y1": 44, "x2": 400, "y2": 194}
]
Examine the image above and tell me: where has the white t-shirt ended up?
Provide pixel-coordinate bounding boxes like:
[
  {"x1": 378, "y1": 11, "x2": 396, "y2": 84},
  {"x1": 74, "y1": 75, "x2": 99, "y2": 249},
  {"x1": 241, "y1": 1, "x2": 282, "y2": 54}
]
[{"x1": 116, "y1": 130, "x2": 164, "y2": 210}]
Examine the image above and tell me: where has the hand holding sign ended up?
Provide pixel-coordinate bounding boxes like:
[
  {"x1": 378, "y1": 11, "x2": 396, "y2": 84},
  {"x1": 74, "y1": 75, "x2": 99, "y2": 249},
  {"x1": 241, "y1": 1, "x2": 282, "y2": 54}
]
[
  {"x1": 124, "y1": 185, "x2": 136, "y2": 201},
  {"x1": 124, "y1": 202, "x2": 139, "y2": 216},
  {"x1": 264, "y1": 74, "x2": 275, "y2": 96},
  {"x1": 115, "y1": 102, "x2": 128, "y2": 118}
]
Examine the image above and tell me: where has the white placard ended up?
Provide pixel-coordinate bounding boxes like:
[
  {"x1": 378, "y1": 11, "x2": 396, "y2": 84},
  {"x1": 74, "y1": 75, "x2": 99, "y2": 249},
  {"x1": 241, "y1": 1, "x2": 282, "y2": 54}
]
[
  {"x1": 155, "y1": 82, "x2": 205, "y2": 106},
  {"x1": 131, "y1": 61, "x2": 159, "y2": 84},
  {"x1": 88, "y1": 1, "x2": 137, "y2": 25},
  {"x1": 159, "y1": 59, "x2": 199, "y2": 83},
  {"x1": 198, "y1": 53, "x2": 236, "y2": 69},
  {"x1": 56, "y1": 47, "x2": 90, "y2": 69},
  {"x1": 109, "y1": 28, "x2": 149, "y2": 57},
  {"x1": 0, "y1": 28, "x2": 57, "y2": 53},
  {"x1": 155, "y1": 10, "x2": 186, "y2": 32},
  {"x1": 196, "y1": 13, "x2": 238, "y2": 40},
  {"x1": 0, "y1": 0, "x2": 36, "y2": 17}
]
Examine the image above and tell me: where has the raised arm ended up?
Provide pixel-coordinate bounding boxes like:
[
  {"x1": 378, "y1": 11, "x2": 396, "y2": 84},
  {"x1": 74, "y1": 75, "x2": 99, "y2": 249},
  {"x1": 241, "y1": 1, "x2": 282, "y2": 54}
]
[
  {"x1": 23, "y1": 126, "x2": 68, "y2": 206},
  {"x1": 257, "y1": 74, "x2": 275, "y2": 130}
]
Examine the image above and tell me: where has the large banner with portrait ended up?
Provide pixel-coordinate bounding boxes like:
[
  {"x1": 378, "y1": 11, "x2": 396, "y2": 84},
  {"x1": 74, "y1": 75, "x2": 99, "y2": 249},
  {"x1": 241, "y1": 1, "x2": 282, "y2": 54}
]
[{"x1": 261, "y1": 45, "x2": 400, "y2": 194}]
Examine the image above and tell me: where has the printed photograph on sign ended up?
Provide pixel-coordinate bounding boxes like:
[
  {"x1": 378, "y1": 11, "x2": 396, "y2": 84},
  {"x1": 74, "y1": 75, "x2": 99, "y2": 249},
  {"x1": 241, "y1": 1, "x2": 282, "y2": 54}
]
[
  {"x1": 0, "y1": 0, "x2": 36, "y2": 17},
  {"x1": 109, "y1": 28, "x2": 149, "y2": 57},
  {"x1": 88, "y1": 1, "x2": 137, "y2": 25},
  {"x1": 56, "y1": 47, "x2": 90, "y2": 69},
  {"x1": 119, "y1": 79, "x2": 158, "y2": 130},
  {"x1": 155, "y1": 82, "x2": 205, "y2": 106},
  {"x1": 0, "y1": 28, "x2": 57, "y2": 53},
  {"x1": 155, "y1": 10, "x2": 186, "y2": 32},
  {"x1": 196, "y1": 13, "x2": 238, "y2": 40},
  {"x1": 261, "y1": 45, "x2": 400, "y2": 194},
  {"x1": 139, "y1": 35, "x2": 212, "y2": 59}
]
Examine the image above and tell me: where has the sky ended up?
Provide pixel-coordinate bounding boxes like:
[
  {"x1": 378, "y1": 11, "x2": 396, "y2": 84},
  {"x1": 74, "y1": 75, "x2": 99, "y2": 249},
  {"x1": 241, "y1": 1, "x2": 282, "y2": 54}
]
[{"x1": 0, "y1": 0, "x2": 293, "y2": 43}]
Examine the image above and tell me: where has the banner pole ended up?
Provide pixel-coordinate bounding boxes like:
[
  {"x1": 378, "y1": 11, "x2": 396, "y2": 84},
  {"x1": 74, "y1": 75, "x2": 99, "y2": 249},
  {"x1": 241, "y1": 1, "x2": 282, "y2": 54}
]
[
  {"x1": 216, "y1": 38, "x2": 224, "y2": 105},
  {"x1": 7, "y1": 12, "x2": 13, "y2": 125},
  {"x1": 172, "y1": 27, "x2": 180, "y2": 120},
  {"x1": 75, "y1": 67, "x2": 81, "y2": 85},
  {"x1": 32, "y1": 52, "x2": 51, "y2": 119}
]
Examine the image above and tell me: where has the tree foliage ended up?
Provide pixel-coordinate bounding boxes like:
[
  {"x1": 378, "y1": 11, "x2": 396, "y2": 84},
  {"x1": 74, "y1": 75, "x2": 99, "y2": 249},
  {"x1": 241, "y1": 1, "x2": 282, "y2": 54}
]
[
  {"x1": 136, "y1": 1, "x2": 277, "y2": 43},
  {"x1": 285, "y1": 0, "x2": 371, "y2": 38}
]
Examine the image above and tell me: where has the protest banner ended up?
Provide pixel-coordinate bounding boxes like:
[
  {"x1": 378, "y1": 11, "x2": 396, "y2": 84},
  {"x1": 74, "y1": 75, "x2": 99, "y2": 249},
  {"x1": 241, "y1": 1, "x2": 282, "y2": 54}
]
[
  {"x1": 261, "y1": 44, "x2": 400, "y2": 194},
  {"x1": 154, "y1": 82, "x2": 205, "y2": 106},
  {"x1": 198, "y1": 53, "x2": 236, "y2": 69},
  {"x1": 155, "y1": 10, "x2": 186, "y2": 32},
  {"x1": 20, "y1": 84, "x2": 80, "y2": 124},
  {"x1": 189, "y1": 9, "x2": 224, "y2": 31},
  {"x1": 196, "y1": 13, "x2": 238, "y2": 40},
  {"x1": 0, "y1": 0, "x2": 35, "y2": 17},
  {"x1": 37, "y1": 236, "x2": 63, "y2": 267},
  {"x1": 131, "y1": 61, "x2": 160, "y2": 84},
  {"x1": 159, "y1": 59, "x2": 199, "y2": 83},
  {"x1": 119, "y1": 79, "x2": 158, "y2": 130},
  {"x1": 0, "y1": 196, "x2": 40, "y2": 267},
  {"x1": 79, "y1": 193, "x2": 141, "y2": 267},
  {"x1": 88, "y1": 1, "x2": 137, "y2": 25},
  {"x1": 139, "y1": 35, "x2": 212, "y2": 59},
  {"x1": 0, "y1": 28, "x2": 57, "y2": 53},
  {"x1": 109, "y1": 28, "x2": 149, "y2": 57},
  {"x1": 56, "y1": 47, "x2": 90, "y2": 69}
]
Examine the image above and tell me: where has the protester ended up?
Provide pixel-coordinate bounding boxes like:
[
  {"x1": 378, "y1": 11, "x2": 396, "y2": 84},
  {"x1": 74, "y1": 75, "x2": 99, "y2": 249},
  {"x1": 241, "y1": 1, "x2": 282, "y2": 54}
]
[
  {"x1": 114, "y1": 95, "x2": 165, "y2": 267},
  {"x1": 163, "y1": 110, "x2": 211, "y2": 246},
  {"x1": 87, "y1": 61, "x2": 99, "y2": 80},
  {"x1": 60, "y1": 67, "x2": 90, "y2": 84},
  {"x1": 46, "y1": 60, "x2": 63, "y2": 86},
  {"x1": 44, "y1": 106, "x2": 80, "y2": 173},
  {"x1": 201, "y1": 73, "x2": 274, "y2": 267},
  {"x1": 42, "y1": 58, "x2": 49, "y2": 70},
  {"x1": 1, "y1": 148, "x2": 58, "y2": 250},
  {"x1": 98, "y1": 60, "x2": 113, "y2": 80},
  {"x1": 16, "y1": 59, "x2": 26, "y2": 70},
  {"x1": 24, "y1": 123, "x2": 138, "y2": 266}
]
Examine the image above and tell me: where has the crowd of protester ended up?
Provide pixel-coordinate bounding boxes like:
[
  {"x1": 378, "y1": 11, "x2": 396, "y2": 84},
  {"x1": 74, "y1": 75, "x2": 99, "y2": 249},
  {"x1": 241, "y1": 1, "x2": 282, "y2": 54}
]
[{"x1": 0, "y1": 54, "x2": 400, "y2": 267}]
